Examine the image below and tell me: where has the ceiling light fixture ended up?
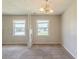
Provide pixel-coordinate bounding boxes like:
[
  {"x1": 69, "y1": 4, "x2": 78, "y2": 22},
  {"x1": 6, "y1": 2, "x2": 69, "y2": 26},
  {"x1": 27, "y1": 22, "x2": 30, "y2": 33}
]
[{"x1": 40, "y1": 0, "x2": 53, "y2": 14}]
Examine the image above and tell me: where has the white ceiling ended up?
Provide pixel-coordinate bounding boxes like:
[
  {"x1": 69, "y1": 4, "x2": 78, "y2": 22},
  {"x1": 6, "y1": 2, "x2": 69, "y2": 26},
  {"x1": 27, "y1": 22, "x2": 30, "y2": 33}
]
[{"x1": 2, "y1": 0, "x2": 73, "y2": 15}]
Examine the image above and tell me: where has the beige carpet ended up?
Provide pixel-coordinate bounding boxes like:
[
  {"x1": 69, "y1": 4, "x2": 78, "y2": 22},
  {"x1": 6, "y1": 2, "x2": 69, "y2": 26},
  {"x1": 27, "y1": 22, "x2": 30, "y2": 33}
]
[{"x1": 2, "y1": 44, "x2": 75, "y2": 59}]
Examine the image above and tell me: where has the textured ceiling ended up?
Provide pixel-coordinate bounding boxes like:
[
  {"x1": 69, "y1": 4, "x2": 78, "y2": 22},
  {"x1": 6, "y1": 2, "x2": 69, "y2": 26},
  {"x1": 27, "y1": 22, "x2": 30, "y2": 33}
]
[{"x1": 2, "y1": 0, "x2": 74, "y2": 15}]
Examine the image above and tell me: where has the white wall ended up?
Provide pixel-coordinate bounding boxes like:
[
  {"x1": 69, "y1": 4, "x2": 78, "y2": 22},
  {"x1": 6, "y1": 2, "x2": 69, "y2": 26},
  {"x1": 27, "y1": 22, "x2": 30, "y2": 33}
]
[
  {"x1": 31, "y1": 15, "x2": 61, "y2": 44},
  {"x1": 2, "y1": 15, "x2": 61, "y2": 44},
  {"x1": 61, "y1": 0, "x2": 77, "y2": 58},
  {"x1": 2, "y1": 16, "x2": 29, "y2": 44}
]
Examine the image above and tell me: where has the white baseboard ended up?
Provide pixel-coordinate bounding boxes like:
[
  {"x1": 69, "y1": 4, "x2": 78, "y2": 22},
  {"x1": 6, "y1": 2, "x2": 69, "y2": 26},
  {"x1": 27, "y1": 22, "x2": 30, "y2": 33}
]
[
  {"x1": 3, "y1": 42, "x2": 61, "y2": 45},
  {"x1": 32, "y1": 42, "x2": 61, "y2": 45},
  {"x1": 62, "y1": 45, "x2": 76, "y2": 59},
  {"x1": 2, "y1": 43, "x2": 27, "y2": 45}
]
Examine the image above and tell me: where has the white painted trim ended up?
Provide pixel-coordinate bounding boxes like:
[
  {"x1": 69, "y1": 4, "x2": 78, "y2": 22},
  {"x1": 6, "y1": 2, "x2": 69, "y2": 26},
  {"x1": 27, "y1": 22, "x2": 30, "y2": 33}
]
[
  {"x1": 62, "y1": 45, "x2": 76, "y2": 59},
  {"x1": 32, "y1": 42, "x2": 61, "y2": 45},
  {"x1": 2, "y1": 41, "x2": 61, "y2": 45},
  {"x1": 2, "y1": 43, "x2": 27, "y2": 45}
]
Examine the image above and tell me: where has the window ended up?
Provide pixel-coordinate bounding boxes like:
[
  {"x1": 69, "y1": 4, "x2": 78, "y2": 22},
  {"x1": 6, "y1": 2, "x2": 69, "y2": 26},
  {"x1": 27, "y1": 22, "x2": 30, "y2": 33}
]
[
  {"x1": 37, "y1": 20, "x2": 49, "y2": 36},
  {"x1": 13, "y1": 20, "x2": 25, "y2": 36}
]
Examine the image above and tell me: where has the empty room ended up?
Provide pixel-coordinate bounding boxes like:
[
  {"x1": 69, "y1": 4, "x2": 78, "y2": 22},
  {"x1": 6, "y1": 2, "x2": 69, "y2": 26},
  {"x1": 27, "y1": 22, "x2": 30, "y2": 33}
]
[{"x1": 2, "y1": 0, "x2": 77, "y2": 59}]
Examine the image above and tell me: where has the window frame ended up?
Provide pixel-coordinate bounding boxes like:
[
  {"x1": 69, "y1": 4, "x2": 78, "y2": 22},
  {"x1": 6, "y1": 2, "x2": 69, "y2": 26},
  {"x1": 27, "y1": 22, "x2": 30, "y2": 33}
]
[
  {"x1": 36, "y1": 20, "x2": 49, "y2": 36},
  {"x1": 13, "y1": 20, "x2": 26, "y2": 36}
]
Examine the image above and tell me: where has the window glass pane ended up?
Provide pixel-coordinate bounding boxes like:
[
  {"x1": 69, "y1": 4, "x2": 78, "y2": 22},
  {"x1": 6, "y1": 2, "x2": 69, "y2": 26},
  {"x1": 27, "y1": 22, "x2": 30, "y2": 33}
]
[
  {"x1": 13, "y1": 20, "x2": 25, "y2": 36},
  {"x1": 37, "y1": 20, "x2": 48, "y2": 36},
  {"x1": 15, "y1": 23, "x2": 25, "y2": 27}
]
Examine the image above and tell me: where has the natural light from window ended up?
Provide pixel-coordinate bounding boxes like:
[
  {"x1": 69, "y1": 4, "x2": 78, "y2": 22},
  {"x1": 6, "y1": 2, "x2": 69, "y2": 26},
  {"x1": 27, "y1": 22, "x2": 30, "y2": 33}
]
[
  {"x1": 13, "y1": 20, "x2": 25, "y2": 36},
  {"x1": 37, "y1": 20, "x2": 49, "y2": 36}
]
